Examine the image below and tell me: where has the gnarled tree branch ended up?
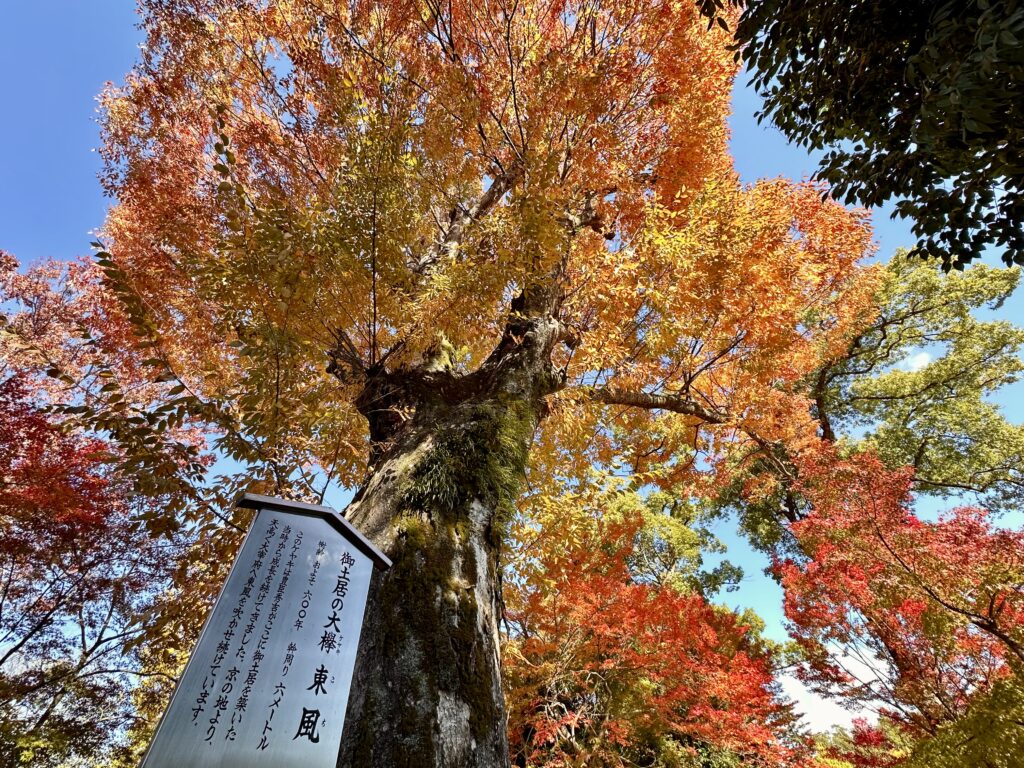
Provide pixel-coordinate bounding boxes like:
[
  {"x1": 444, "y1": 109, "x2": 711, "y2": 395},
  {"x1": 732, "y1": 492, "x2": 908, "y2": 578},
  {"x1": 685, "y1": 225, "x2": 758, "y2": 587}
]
[{"x1": 587, "y1": 386, "x2": 728, "y2": 424}]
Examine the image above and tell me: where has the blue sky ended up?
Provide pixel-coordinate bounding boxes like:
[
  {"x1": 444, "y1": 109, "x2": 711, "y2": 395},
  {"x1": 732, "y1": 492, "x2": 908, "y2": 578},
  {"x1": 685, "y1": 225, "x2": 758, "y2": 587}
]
[
  {"x1": 0, "y1": 3, "x2": 139, "y2": 263},
  {"x1": 3, "y1": 1, "x2": 1022, "y2": 733}
]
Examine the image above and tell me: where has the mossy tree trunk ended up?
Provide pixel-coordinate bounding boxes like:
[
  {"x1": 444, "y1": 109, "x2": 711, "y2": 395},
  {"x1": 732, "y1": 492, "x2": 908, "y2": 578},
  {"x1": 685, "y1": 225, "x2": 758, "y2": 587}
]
[{"x1": 335, "y1": 307, "x2": 563, "y2": 768}]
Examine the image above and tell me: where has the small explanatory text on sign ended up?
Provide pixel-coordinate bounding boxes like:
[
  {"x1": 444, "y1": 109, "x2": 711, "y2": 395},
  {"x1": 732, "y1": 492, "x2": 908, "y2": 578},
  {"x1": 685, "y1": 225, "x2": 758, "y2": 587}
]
[{"x1": 141, "y1": 500, "x2": 381, "y2": 768}]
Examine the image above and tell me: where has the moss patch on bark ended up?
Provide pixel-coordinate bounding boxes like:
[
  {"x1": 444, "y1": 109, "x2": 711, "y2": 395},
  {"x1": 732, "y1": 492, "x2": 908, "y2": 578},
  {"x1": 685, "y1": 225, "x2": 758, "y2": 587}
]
[{"x1": 359, "y1": 396, "x2": 534, "y2": 765}]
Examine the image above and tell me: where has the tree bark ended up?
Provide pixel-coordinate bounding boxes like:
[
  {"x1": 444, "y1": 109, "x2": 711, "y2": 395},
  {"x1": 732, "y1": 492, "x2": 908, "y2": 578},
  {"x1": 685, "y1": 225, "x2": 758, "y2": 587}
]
[{"x1": 336, "y1": 311, "x2": 562, "y2": 768}]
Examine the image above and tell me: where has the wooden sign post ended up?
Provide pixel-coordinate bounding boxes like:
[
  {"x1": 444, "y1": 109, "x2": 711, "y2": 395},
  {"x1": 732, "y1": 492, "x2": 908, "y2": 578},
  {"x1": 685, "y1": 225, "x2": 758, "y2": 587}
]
[{"x1": 140, "y1": 494, "x2": 390, "y2": 768}]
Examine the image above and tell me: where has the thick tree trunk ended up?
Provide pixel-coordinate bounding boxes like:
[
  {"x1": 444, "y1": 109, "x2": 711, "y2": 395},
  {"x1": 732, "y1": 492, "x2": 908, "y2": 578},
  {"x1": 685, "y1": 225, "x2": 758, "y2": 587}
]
[{"x1": 336, "y1": 312, "x2": 562, "y2": 767}]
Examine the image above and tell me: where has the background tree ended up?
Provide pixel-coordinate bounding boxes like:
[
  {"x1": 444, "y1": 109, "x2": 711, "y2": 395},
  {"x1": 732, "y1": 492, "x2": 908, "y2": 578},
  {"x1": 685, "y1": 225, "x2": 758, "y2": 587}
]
[
  {"x1": 731, "y1": 0, "x2": 1024, "y2": 270},
  {"x1": 815, "y1": 718, "x2": 912, "y2": 768},
  {"x1": 728, "y1": 255, "x2": 1024, "y2": 551},
  {"x1": 0, "y1": 372, "x2": 178, "y2": 768},
  {"x1": 0, "y1": 252, "x2": 203, "y2": 768},
  {"x1": 674, "y1": 245, "x2": 1024, "y2": 764},
  {"x1": 504, "y1": 483, "x2": 807, "y2": 768},
  {"x1": 810, "y1": 255, "x2": 1024, "y2": 510},
  {"x1": 779, "y1": 451, "x2": 1024, "y2": 767},
  {"x1": 894, "y1": 668, "x2": 1024, "y2": 768}
]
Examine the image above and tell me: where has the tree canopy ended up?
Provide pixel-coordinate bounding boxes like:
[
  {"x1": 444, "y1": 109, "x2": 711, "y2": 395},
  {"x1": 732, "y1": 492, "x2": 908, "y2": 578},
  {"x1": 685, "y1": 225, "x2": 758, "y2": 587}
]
[{"x1": 733, "y1": 0, "x2": 1024, "y2": 270}]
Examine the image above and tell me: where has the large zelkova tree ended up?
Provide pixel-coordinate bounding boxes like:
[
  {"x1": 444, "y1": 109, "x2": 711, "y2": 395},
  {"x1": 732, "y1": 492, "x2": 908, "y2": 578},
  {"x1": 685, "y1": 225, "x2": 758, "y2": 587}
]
[
  {"x1": 0, "y1": 3, "x2": 1021, "y2": 768},
  {"x1": 2, "y1": 4, "x2": 1022, "y2": 768},
  {"x1": 71, "y1": 1, "x2": 882, "y2": 765}
]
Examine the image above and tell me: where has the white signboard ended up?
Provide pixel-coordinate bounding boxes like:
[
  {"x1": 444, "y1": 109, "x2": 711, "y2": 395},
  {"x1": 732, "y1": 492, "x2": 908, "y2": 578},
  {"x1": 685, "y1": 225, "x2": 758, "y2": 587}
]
[{"x1": 141, "y1": 494, "x2": 390, "y2": 768}]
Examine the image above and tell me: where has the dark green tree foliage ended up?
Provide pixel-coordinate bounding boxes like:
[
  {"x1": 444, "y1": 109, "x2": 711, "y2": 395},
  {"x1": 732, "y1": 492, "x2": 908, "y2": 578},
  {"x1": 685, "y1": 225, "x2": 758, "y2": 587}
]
[{"x1": 735, "y1": 0, "x2": 1024, "y2": 270}]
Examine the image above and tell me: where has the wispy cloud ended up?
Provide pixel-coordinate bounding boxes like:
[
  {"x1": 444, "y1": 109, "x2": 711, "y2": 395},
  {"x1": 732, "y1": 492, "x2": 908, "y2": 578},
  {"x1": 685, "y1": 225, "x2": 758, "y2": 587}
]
[
  {"x1": 781, "y1": 673, "x2": 873, "y2": 733},
  {"x1": 901, "y1": 351, "x2": 931, "y2": 372}
]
